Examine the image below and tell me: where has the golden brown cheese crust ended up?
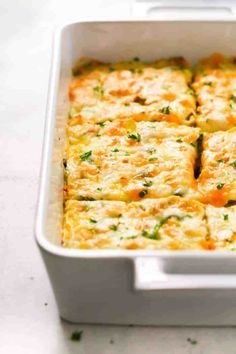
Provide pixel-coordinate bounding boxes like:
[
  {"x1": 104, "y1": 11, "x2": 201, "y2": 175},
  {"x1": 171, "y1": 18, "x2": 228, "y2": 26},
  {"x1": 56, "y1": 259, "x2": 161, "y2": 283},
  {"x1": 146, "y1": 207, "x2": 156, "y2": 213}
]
[
  {"x1": 62, "y1": 197, "x2": 208, "y2": 250},
  {"x1": 198, "y1": 128, "x2": 236, "y2": 206},
  {"x1": 193, "y1": 53, "x2": 236, "y2": 132},
  {"x1": 69, "y1": 57, "x2": 196, "y2": 126},
  {"x1": 65, "y1": 120, "x2": 201, "y2": 202}
]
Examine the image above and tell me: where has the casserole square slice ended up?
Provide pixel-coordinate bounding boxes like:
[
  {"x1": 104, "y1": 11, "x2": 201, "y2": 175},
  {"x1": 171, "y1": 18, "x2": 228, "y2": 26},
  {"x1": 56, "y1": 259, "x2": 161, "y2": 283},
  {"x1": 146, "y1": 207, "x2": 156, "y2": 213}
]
[
  {"x1": 64, "y1": 120, "x2": 201, "y2": 202},
  {"x1": 69, "y1": 57, "x2": 196, "y2": 126},
  {"x1": 206, "y1": 204, "x2": 236, "y2": 250},
  {"x1": 198, "y1": 128, "x2": 236, "y2": 206},
  {"x1": 62, "y1": 197, "x2": 207, "y2": 250},
  {"x1": 193, "y1": 53, "x2": 236, "y2": 132}
]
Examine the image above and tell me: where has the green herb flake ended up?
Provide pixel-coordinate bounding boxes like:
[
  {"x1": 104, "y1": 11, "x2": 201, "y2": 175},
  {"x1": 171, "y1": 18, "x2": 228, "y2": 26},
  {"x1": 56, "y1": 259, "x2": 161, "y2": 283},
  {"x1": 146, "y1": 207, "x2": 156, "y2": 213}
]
[
  {"x1": 71, "y1": 331, "x2": 83, "y2": 342},
  {"x1": 187, "y1": 88, "x2": 196, "y2": 96},
  {"x1": 149, "y1": 157, "x2": 157, "y2": 162},
  {"x1": 176, "y1": 138, "x2": 183, "y2": 143},
  {"x1": 97, "y1": 187, "x2": 102, "y2": 191},
  {"x1": 230, "y1": 161, "x2": 236, "y2": 169},
  {"x1": 187, "y1": 338, "x2": 197, "y2": 345},
  {"x1": 89, "y1": 219, "x2": 97, "y2": 223},
  {"x1": 80, "y1": 150, "x2": 92, "y2": 161},
  {"x1": 143, "y1": 180, "x2": 153, "y2": 187},
  {"x1": 230, "y1": 94, "x2": 236, "y2": 102},
  {"x1": 110, "y1": 225, "x2": 118, "y2": 231},
  {"x1": 111, "y1": 148, "x2": 119, "y2": 152},
  {"x1": 217, "y1": 183, "x2": 225, "y2": 190},
  {"x1": 96, "y1": 121, "x2": 106, "y2": 127},
  {"x1": 133, "y1": 56, "x2": 140, "y2": 62},
  {"x1": 127, "y1": 132, "x2": 141, "y2": 142},
  {"x1": 139, "y1": 189, "x2": 148, "y2": 198},
  {"x1": 217, "y1": 159, "x2": 224, "y2": 164},
  {"x1": 223, "y1": 214, "x2": 229, "y2": 221},
  {"x1": 124, "y1": 103, "x2": 130, "y2": 107},
  {"x1": 204, "y1": 81, "x2": 212, "y2": 86},
  {"x1": 79, "y1": 196, "x2": 96, "y2": 201},
  {"x1": 93, "y1": 86, "x2": 104, "y2": 95},
  {"x1": 109, "y1": 66, "x2": 115, "y2": 72},
  {"x1": 159, "y1": 106, "x2": 172, "y2": 115}
]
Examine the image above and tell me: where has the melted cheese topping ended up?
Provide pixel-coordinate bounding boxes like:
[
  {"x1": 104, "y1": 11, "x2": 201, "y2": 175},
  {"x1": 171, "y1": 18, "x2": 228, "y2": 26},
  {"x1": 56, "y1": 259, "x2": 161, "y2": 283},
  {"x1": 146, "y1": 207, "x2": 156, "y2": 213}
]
[
  {"x1": 65, "y1": 120, "x2": 200, "y2": 202},
  {"x1": 198, "y1": 128, "x2": 236, "y2": 206},
  {"x1": 69, "y1": 57, "x2": 196, "y2": 126},
  {"x1": 63, "y1": 55, "x2": 236, "y2": 251},
  {"x1": 192, "y1": 53, "x2": 236, "y2": 132},
  {"x1": 63, "y1": 197, "x2": 208, "y2": 250}
]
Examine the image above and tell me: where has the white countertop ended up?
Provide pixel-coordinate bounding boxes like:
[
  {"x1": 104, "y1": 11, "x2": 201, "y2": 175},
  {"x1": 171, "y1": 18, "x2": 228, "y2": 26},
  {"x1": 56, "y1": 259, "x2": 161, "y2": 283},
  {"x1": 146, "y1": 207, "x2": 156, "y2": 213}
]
[{"x1": 1, "y1": 1, "x2": 236, "y2": 353}]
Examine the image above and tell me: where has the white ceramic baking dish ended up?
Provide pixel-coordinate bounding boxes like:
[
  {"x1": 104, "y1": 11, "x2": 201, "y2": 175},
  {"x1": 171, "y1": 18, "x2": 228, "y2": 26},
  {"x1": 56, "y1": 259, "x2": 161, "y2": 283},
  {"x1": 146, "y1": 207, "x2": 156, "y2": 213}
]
[{"x1": 36, "y1": 2, "x2": 236, "y2": 325}]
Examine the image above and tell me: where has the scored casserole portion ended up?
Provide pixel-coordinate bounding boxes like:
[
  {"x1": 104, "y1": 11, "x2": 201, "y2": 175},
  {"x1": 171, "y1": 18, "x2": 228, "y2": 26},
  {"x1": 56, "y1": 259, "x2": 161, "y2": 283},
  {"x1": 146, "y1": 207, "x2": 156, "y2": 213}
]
[
  {"x1": 198, "y1": 128, "x2": 236, "y2": 207},
  {"x1": 193, "y1": 53, "x2": 236, "y2": 132},
  {"x1": 64, "y1": 120, "x2": 201, "y2": 202},
  {"x1": 63, "y1": 197, "x2": 208, "y2": 250},
  {"x1": 69, "y1": 57, "x2": 196, "y2": 126}
]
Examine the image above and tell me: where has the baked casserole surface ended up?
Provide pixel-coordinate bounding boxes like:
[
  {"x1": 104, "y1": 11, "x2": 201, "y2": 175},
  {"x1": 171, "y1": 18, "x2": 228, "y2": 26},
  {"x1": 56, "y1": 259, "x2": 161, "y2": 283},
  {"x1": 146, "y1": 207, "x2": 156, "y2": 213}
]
[{"x1": 62, "y1": 54, "x2": 236, "y2": 250}]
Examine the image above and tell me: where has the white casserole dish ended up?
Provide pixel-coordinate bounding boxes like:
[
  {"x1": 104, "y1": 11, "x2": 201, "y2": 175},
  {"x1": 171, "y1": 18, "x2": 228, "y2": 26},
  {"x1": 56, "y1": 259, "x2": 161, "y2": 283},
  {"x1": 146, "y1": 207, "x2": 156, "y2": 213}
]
[{"x1": 36, "y1": 3, "x2": 236, "y2": 325}]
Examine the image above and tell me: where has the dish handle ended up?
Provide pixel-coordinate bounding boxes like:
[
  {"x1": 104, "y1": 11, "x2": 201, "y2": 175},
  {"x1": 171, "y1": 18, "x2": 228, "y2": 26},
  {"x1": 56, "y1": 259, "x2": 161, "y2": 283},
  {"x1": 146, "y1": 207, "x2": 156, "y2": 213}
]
[
  {"x1": 131, "y1": 0, "x2": 236, "y2": 19},
  {"x1": 134, "y1": 257, "x2": 236, "y2": 290}
]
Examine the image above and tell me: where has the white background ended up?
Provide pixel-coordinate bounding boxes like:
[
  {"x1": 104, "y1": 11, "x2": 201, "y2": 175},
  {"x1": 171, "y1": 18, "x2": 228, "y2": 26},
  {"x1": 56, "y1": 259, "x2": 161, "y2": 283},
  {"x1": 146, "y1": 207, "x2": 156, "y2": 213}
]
[{"x1": 1, "y1": 0, "x2": 236, "y2": 353}]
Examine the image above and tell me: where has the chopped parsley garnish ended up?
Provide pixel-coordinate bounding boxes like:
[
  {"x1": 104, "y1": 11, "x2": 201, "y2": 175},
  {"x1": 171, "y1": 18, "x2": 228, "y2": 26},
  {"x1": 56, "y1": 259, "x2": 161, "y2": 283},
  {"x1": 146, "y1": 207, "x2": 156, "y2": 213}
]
[
  {"x1": 126, "y1": 236, "x2": 138, "y2": 240},
  {"x1": 159, "y1": 106, "x2": 172, "y2": 115},
  {"x1": 124, "y1": 103, "x2": 130, "y2": 107},
  {"x1": 96, "y1": 122, "x2": 106, "y2": 127},
  {"x1": 187, "y1": 338, "x2": 197, "y2": 345},
  {"x1": 176, "y1": 138, "x2": 183, "y2": 143},
  {"x1": 110, "y1": 225, "x2": 118, "y2": 231},
  {"x1": 109, "y1": 66, "x2": 115, "y2": 72},
  {"x1": 148, "y1": 157, "x2": 157, "y2": 162},
  {"x1": 217, "y1": 183, "x2": 225, "y2": 190},
  {"x1": 143, "y1": 180, "x2": 153, "y2": 187},
  {"x1": 223, "y1": 214, "x2": 229, "y2": 221},
  {"x1": 71, "y1": 331, "x2": 83, "y2": 342},
  {"x1": 133, "y1": 57, "x2": 140, "y2": 61},
  {"x1": 217, "y1": 159, "x2": 224, "y2": 164},
  {"x1": 147, "y1": 148, "x2": 156, "y2": 154},
  {"x1": 111, "y1": 148, "x2": 119, "y2": 152},
  {"x1": 142, "y1": 215, "x2": 192, "y2": 240},
  {"x1": 204, "y1": 81, "x2": 212, "y2": 86},
  {"x1": 127, "y1": 132, "x2": 141, "y2": 142},
  {"x1": 79, "y1": 196, "x2": 96, "y2": 201},
  {"x1": 97, "y1": 187, "x2": 102, "y2": 191},
  {"x1": 187, "y1": 88, "x2": 196, "y2": 96},
  {"x1": 230, "y1": 94, "x2": 236, "y2": 102},
  {"x1": 230, "y1": 161, "x2": 236, "y2": 169},
  {"x1": 139, "y1": 189, "x2": 148, "y2": 198},
  {"x1": 89, "y1": 219, "x2": 97, "y2": 223},
  {"x1": 93, "y1": 85, "x2": 104, "y2": 95},
  {"x1": 80, "y1": 150, "x2": 92, "y2": 161}
]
